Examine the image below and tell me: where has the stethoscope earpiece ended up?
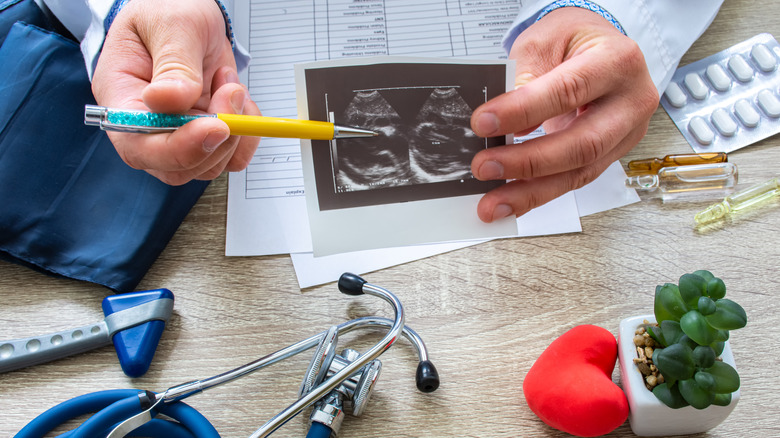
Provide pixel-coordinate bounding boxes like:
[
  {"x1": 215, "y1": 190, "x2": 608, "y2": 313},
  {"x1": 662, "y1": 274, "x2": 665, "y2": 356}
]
[{"x1": 416, "y1": 360, "x2": 440, "y2": 393}]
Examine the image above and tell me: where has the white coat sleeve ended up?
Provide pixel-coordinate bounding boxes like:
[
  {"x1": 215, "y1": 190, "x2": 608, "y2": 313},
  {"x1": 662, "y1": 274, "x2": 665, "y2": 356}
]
[
  {"x1": 37, "y1": 0, "x2": 250, "y2": 79},
  {"x1": 502, "y1": 0, "x2": 724, "y2": 94}
]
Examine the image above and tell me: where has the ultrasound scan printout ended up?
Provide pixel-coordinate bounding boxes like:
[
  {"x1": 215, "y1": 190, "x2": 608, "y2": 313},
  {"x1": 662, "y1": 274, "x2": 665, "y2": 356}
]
[
  {"x1": 296, "y1": 57, "x2": 518, "y2": 256},
  {"x1": 331, "y1": 87, "x2": 486, "y2": 200}
]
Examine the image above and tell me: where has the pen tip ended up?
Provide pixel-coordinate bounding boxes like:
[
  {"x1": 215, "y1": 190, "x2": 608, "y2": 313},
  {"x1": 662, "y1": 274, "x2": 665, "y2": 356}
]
[{"x1": 334, "y1": 125, "x2": 379, "y2": 139}]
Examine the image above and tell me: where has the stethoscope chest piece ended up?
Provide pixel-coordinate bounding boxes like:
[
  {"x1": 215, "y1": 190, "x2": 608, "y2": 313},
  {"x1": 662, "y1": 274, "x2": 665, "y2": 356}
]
[
  {"x1": 300, "y1": 325, "x2": 339, "y2": 397},
  {"x1": 301, "y1": 326, "x2": 384, "y2": 417}
]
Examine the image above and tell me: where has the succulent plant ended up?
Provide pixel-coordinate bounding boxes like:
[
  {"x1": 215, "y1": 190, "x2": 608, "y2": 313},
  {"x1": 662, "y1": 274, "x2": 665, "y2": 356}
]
[{"x1": 646, "y1": 270, "x2": 747, "y2": 409}]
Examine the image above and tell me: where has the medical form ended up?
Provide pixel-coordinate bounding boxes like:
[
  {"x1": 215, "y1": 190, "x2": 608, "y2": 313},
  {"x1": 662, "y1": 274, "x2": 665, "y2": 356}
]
[{"x1": 226, "y1": 0, "x2": 522, "y2": 256}]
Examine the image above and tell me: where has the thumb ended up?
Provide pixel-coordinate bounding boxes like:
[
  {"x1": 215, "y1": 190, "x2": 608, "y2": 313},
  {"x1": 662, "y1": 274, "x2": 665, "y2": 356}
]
[{"x1": 140, "y1": 28, "x2": 206, "y2": 113}]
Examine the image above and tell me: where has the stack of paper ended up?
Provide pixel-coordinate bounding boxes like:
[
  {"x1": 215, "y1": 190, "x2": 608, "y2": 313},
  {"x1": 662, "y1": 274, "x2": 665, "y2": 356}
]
[{"x1": 227, "y1": 1, "x2": 638, "y2": 287}]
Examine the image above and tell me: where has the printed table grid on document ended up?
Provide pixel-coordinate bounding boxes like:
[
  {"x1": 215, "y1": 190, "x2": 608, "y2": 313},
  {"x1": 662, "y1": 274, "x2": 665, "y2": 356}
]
[{"x1": 244, "y1": 0, "x2": 519, "y2": 200}]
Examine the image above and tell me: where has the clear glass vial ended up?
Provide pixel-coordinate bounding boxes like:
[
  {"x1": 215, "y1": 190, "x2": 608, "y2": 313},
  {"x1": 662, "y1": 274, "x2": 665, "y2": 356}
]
[{"x1": 625, "y1": 162, "x2": 738, "y2": 202}]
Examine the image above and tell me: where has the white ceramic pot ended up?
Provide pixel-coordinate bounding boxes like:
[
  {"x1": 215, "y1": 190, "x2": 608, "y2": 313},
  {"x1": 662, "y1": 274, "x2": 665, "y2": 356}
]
[{"x1": 618, "y1": 315, "x2": 740, "y2": 436}]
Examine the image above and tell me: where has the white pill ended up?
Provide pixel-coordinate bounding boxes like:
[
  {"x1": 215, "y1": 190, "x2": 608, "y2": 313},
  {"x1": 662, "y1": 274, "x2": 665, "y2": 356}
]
[
  {"x1": 684, "y1": 73, "x2": 709, "y2": 100},
  {"x1": 688, "y1": 116, "x2": 715, "y2": 145},
  {"x1": 734, "y1": 99, "x2": 761, "y2": 127},
  {"x1": 710, "y1": 108, "x2": 738, "y2": 136},
  {"x1": 750, "y1": 43, "x2": 777, "y2": 72},
  {"x1": 663, "y1": 82, "x2": 687, "y2": 108},
  {"x1": 728, "y1": 54, "x2": 754, "y2": 82},
  {"x1": 757, "y1": 89, "x2": 780, "y2": 117},
  {"x1": 705, "y1": 64, "x2": 731, "y2": 92}
]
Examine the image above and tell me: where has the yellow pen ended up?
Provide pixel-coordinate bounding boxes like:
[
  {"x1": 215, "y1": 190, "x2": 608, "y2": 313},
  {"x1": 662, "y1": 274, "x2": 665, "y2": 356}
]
[{"x1": 84, "y1": 105, "x2": 378, "y2": 139}]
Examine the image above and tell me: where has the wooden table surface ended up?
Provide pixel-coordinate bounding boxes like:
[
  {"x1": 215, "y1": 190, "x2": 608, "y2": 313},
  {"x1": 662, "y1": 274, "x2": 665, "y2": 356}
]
[{"x1": 2, "y1": 3, "x2": 780, "y2": 437}]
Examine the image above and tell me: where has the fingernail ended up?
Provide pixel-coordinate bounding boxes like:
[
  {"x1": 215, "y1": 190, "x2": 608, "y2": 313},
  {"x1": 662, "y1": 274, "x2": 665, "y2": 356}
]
[
  {"x1": 492, "y1": 204, "x2": 513, "y2": 221},
  {"x1": 474, "y1": 111, "x2": 499, "y2": 136},
  {"x1": 203, "y1": 130, "x2": 229, "y2": 152},
  {"x1": 478, "y1": 160, "x2": 504, "y2": 180},
  {"x1": 230, "y1": 89, "x2": 246, "y2": 114},
  {"x1": 226, "y1": 69, "x2": 240, "y2": 84}
]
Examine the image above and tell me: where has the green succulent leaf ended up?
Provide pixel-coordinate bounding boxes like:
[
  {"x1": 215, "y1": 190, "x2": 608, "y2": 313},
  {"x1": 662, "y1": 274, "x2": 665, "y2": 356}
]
[
  {"x1": 680, "y1": 310, "x2": 717, "y2": 345},
  {"x1": 679, "y1": 273, "x2": 708, "y2": 308},
  {"x1": 655, "y1": 283, "x2": 687, "y2": 322},
  {"x1": 694, "y1": 370, "x2": 717, "y2": 391},
  {"x1": 692, "y1": 270, "x2": 715, "y2": 282},
  {"x1": 697, "y1": 296, "x2": 717, "y2": 316},
  {"x1": 712, "y1": 341, "x2": 725, "y2": 357},
  {"x1": 692, "y1": 345, "x2": 716, "y2": 368},
  {"x1": 678, "y1": 335, "x2": 698, "y2": 350},
  {"x1": 706, "y1": 277, "x2": 727, "y2": 299},
  {"x1": 652, "y1": 382, "x2": 689, "y2": 409},
  {"x1": 708, "y1": 361, "x2": 740, "y2": 394},
  {"x1": 655, "y1": 343, "x2": 695, "y2": 381},
  {"x1": 712, "y1": 393, "x2": 732, "y2": 407},
  {"x1": 679, "y1": 378, "x2": 716, "y2": 409},
  {"x1": 646, "y1": 325, "x2": 666, "y2": 347},
  {"x1": 713, "y1": 329, "x2": 730, "y2": 343},
  {"x1": 706, "y1": 299, "x2": 748, "y2": 330},
  {"x1": 659, "y1": 320, "x2": 684, "y2": 345}
]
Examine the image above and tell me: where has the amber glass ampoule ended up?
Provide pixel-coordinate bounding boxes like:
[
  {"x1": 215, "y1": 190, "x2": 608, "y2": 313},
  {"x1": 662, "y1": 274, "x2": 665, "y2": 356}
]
[{"x1": 626, "y1": 153, "x2": 727, "y2": 176}]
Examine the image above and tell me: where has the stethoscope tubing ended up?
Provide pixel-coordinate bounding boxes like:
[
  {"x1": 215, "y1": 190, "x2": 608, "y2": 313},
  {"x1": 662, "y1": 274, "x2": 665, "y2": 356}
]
[
  {"x1": 15, "y1": 318, "x2": 426, "y2": 438},
  {"x1": 17, "y1": 278, "x2": 432, "y2": 438},
  {"x1": 16, "y1": 389, "x2": 218, "y2": 438}
]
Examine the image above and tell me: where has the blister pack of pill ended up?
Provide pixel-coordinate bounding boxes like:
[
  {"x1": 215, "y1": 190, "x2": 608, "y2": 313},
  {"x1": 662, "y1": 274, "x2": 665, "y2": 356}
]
[{"x1": 661, "y1": 33, "x2": 780, "y2": 154}]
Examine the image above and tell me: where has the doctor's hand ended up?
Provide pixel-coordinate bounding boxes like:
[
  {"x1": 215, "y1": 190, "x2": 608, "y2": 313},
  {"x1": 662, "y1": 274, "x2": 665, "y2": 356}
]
[
  {"x1": 91, "y1": 0, "x2": 261, "y2": 185},
  {"x1": 469, "y1": 7, "x2": 659, "y2": 222}
]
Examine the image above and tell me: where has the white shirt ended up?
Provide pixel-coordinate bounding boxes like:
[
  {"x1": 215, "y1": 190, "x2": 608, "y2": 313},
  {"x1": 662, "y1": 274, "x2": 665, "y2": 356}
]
[
  {"x1": 503, "y1": 0, "x2": 725, "y2": 94},
  {"x1": 43, "y1": 0, "x2": 722, "y2": 92},
  {"x1": 36, "y1": 0, "x2": 248, "y2": 78}
]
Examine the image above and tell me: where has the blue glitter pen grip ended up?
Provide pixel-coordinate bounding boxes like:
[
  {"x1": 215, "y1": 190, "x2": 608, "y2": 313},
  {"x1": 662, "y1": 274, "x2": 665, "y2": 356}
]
[
  {"x1": 84, "y1": 105, "x2": 378, "y2": 139},
  {"x1": 84, "y1": 105, "x2": 213, "y2": 133}
]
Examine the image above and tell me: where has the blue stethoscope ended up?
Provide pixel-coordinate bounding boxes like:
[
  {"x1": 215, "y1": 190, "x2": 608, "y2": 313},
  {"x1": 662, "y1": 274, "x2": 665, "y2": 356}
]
[{"x1": 17, "y1": 273, "x2": 440, "y2": 438}]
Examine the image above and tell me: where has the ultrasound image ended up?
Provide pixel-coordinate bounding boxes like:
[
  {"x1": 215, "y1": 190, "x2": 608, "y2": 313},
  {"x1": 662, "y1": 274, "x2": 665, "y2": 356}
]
[
  {"x1": 305, "y1": 60, "x2": 507, "y2": 211},
  {"x1": 336, "y1": 91, "x2": 412, "y2": 191},
  {"x1": 410, "y1": 88, "x2": 477, "y2": 183},
  {"x1": 335, "y1": 87, "x2": 477, "y2": 192}
]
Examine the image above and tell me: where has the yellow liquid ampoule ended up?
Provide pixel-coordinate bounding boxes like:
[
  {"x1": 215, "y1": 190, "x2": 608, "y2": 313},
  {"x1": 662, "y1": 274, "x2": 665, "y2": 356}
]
[
  {"x1": 627, "y1": 153, "x2": 727, "y2": 176},
  {"x1": 694, "y1": 177, "x2": 780, "y2": 225}
]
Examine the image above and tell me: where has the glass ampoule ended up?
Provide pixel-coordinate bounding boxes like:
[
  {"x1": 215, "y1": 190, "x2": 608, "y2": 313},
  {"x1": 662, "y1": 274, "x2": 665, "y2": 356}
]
[
  {"x1": 695, "y1": 177, "x2": 780, "y2": 225},
  {"x1": 625, "y1": 162, "x2": 738, "y2": 202},
  {"x1": 626, "y1": 153, "x2": 727, "y2": 176}
]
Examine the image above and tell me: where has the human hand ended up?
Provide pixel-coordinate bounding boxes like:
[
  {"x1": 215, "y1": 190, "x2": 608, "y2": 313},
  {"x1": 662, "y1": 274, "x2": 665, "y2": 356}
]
[
  {"x1": 92, "y1": 0, "x2": 261, "y2": 185},
  {"x1": 469, "y1": 7, "x2": 659, "y2": 222}
]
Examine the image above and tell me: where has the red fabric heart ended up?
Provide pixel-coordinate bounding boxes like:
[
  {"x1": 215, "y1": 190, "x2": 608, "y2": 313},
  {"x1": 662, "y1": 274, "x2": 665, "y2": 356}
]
[{"x1": 523, "y1": 325, "x2": 628, "y2": 437}]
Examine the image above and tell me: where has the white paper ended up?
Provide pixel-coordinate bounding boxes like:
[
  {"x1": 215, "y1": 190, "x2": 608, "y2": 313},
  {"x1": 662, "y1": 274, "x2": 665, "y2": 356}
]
[
  {"x1": 575, "y1": 161, "x2": 641, "y2": 217},
  {"x1": 291, "y1": 190, "x2": 580, "y2": 288},
  {"x1": 227, "y1": 0, "x2": 525, "y2": 256},
  {"x1": 227, "y1": 0, "x2": 635, "y2": 288},
  {"x1": 296, "y1": 56, "x2": 519, "y2": 256}
]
